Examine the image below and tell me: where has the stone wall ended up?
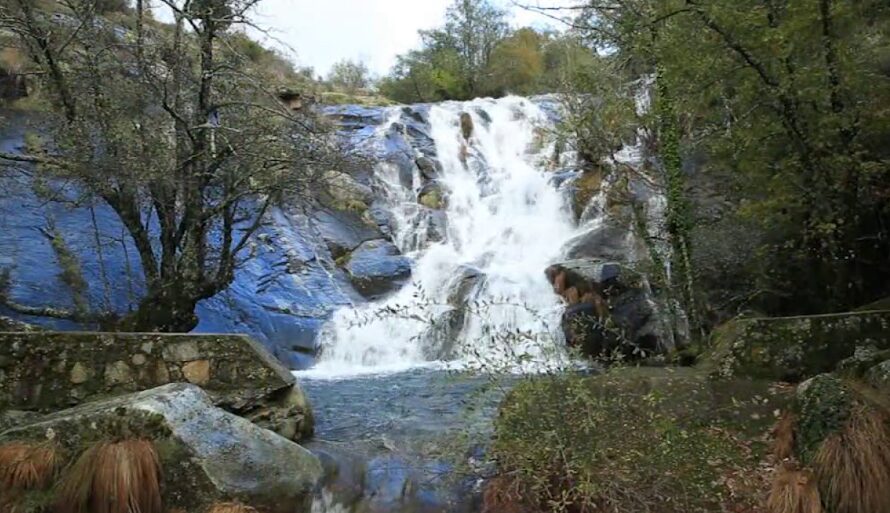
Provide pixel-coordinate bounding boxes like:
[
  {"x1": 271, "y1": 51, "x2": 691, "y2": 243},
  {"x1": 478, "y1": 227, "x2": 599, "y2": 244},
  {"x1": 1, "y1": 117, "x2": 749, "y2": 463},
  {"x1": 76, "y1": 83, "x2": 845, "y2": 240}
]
[
  {"x1": 707, "y1": 310, "x2": 890, "y2": 381},
  {"x1": 0, "y1": 332, "x2": 295, "y2": 413}
]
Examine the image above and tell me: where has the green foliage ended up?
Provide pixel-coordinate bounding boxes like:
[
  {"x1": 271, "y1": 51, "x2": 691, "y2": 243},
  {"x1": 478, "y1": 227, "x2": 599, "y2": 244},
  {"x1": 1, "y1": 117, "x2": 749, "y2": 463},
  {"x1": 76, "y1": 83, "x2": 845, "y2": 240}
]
[
  {"x1": 490, "y1": 368, "x2": 785, "y2": 513},
  {"x1": 569, "y1": 0, "x2": 890, "y2": 318},
  {"x1": 327, "y1": 59, "x2": 371, "y2": 94}
]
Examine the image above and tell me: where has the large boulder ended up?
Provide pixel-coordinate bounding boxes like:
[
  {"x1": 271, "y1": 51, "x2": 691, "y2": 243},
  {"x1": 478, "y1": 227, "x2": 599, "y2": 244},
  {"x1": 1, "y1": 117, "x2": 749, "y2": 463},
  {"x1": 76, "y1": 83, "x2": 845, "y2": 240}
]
[
  {"x1": 705, "y1": 310, "x2": 890, "y2": 381},
  {"x1": 0, "y1": 332, "x2": 314, "y2": 441},
  {"x1": 421, "y1": 265, "x2": 486, "y2": 359},
  {"x1": 344, "y1": 239, "x2": 412, "y2": 299},
  {"x1": 546, "y1": 259, "x2": 677, "y2": 359},
  {"x1": 0, "y1": 383, "x2": 323, "y2": 513}
]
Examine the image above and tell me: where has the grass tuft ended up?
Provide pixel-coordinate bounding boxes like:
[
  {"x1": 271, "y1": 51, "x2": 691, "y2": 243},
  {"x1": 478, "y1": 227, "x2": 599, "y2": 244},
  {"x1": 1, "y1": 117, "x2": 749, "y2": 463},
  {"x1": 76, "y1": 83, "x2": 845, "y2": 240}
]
[
  {"x1": 766, "y1": 467, "x2": 823, "y2": 513},
  {"x1": 772, "y1": 412, "x2": 796, "y2": 461},
  {"x1": 55, "y1": 439, "x2": 162, "y2": 513},
  {"x1": 812, "y1": 407, "x2": 890, "y2": 513},
  {"x1": 0, "y1": 442, "x2": 62, "y2": 491}
]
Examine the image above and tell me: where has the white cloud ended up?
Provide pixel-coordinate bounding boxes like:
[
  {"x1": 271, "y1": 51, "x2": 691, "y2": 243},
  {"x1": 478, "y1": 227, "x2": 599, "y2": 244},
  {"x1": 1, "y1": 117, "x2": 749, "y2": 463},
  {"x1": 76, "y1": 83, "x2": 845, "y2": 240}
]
[{"x1": 154, "y1": 0, "x2": 572, "y2": 76}]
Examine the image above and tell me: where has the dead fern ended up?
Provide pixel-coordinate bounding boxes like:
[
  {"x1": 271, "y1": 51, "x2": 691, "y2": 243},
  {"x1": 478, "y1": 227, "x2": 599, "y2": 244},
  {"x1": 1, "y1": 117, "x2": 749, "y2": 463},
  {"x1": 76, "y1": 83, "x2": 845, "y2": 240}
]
[
  {"x1": 0, "y1": 441, "x2": 63, "y2": 491},
  {"x1": 772, "y1": 412, "x2": 796, "y2": 461},
  {"x1": 55, "y1": 439, "x2": 162, "y2": 513},
  {"x1": 766, "y1": 466, "x2": 823, "y2": 513},
  {"x1": 812, "y1": 407, "x2": 890, "y2": 513}
]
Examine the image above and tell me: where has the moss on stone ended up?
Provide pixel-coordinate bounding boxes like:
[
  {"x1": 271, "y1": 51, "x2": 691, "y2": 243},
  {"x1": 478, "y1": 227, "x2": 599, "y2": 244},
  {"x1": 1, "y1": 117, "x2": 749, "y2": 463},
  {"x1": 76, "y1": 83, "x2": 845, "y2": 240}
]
[
  {"x1": 793, "y1": 374, "x2": 854, "y2": 463},
  {"x1": 704, "y1": 311, "x2": 890, "y2": 381}
]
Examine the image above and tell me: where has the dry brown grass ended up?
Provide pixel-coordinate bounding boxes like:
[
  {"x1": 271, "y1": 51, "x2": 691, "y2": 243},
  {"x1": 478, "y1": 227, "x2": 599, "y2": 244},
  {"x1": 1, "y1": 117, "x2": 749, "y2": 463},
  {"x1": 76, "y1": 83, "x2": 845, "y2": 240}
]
[
  {"x1": 205, "y1": 502, "x2": 259, "y2": 513},
  {"x1": 0, "y1": 442, "x2": 62, "y2": 491},
  {"x1": 812, "y1": 407, "x2": 890, "y2": 513},
  {"x1": 772, "y1": 412, "x2": 796, "y2": 461},
  {"x1": 55, "y1": 439, "x2": 162, "y2": 513},
  {"x1": 766, "y1": 466, "x2": 823, "y2": 513}
]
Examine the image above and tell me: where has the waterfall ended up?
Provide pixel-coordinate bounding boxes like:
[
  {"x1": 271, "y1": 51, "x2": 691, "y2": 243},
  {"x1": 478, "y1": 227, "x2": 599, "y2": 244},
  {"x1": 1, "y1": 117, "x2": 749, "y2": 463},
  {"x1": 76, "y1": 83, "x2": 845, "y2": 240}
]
[{"x1": 305, "y1": 96, "x2": 581, "y2": 377}]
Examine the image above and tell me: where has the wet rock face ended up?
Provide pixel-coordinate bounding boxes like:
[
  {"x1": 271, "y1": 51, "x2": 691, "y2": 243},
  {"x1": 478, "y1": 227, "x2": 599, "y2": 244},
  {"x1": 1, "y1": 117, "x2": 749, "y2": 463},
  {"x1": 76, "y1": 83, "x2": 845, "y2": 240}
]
[
  {"x1": 344, "y1": 239, "x2": 412, "y2": 299},
  {"x1": 0, "y1": 331, "x2": 314, "y2": 441},
  {"x1": 0, "y1": 383, "x2": 323, "y2": 513},
  {"x1": 546, "y1": 259, "x2": 672, "y2": 359}
]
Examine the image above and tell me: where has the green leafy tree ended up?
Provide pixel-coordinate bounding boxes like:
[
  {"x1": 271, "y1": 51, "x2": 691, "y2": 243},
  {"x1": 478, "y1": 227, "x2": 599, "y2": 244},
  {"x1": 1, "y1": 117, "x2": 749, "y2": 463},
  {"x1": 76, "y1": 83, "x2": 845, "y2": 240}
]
[
  {"x1": 485, "y1": 27, "x2": 545, "y2": 96},
  {"x1": 327, "y1": 59, "x2": 371, "y2": 94}
]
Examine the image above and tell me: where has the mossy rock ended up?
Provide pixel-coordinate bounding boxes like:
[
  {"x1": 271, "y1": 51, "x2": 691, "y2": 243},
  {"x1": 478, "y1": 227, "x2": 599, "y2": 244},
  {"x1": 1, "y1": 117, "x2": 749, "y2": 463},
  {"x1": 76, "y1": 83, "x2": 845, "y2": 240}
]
[
  {"x1": 793, "y1": 374, "x2": 855, "y2": 462},
  {"x1": 866, "y1": 360, "x2": 890, "y2": 390},
  {"x1": 571, "y1": 168, "x2": 603, "y2": 219},
  {"x1": 704, "y1": 311, "x2": 890, "y2": 381},
  {"x1": 0, "y1": 384, "x2": 322, "y2": 513},
  {"x1": 490, "y1": 367, "x2": 791, "y2": 513},
  {"x1": 418, "y1": 182, "x2": 446, "y2": 210}
]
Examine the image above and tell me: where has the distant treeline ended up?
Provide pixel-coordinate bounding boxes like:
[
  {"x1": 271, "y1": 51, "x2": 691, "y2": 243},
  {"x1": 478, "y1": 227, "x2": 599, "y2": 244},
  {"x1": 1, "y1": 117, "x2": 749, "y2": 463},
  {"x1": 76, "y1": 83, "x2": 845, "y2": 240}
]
[{"x1": 374, "y1": 0, "x2": 595, "y2": 103}]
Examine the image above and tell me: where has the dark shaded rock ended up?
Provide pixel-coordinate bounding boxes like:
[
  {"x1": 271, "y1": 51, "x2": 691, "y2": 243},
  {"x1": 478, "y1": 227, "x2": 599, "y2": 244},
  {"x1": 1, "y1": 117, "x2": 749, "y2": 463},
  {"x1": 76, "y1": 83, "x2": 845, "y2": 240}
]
[
  {"x1": 460, "y1": 112, "x2": 474, "y2": 140},
  {"x1": 0, "y1": 383, "x2": 323, "y2": 513},
  {"x1": 0, "y1": 315, "x2": 39, "y2": 331},
  {"x1": 705, "y1": 310, "x2": 890, "y2": 381},
  {"x1": 416, "y1": 156, "x2": 443, "y2": 182},
  {"x1": 424, "y1": 208, "x2": 448, "y2": 243},
  {"x1": 0, "y1": 331, "x2": 314, "y2": 441},
  {"x1": 345, "y1": 239, "x2": 412, "y2": 299},
  {"x1": 473, "y1": 107, "x2": 492, "y2": 126},
  {"x1": 314, "y1": 207, "x2": 382, "y2": 260},
  {"x1": 447, "y1": 265, "x2": 485, "y2": 307},
  {"x1": 322, "y1": 104, "x2": 387, "y2": 130},
  {"x1": 422, "y1": 266, "x2": 486, "y2": 359},
  {"x1": 0, "y1": 69, "x2": 27, "y2": 100},
  {"x1": 547, "y1": 259, "x2": 672, "y2": 359},
  {"x1": 562, "y1": 221, "x2": 643, "y2": 261}
]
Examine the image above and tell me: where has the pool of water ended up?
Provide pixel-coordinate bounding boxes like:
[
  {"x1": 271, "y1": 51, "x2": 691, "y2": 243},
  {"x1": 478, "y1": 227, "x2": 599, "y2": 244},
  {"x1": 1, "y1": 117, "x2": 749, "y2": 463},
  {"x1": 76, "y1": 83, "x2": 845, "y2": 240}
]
[{"x1": 299, "y1": 368, "x2": 516, "y2": 512}]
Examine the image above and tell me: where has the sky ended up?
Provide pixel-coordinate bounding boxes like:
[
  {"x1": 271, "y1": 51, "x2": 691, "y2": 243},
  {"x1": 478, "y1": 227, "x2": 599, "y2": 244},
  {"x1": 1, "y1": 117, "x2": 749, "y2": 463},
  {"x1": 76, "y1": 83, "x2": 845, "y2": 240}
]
[{"x1": 155, "y1": 0, "x2": 569, "y2": 77}]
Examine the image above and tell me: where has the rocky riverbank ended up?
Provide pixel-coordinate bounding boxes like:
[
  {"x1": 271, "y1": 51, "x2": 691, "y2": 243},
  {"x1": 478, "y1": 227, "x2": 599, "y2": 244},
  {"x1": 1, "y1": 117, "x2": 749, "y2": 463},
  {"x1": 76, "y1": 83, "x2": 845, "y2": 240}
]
[{"x1": 0, "y1": 331, "x2": 320, "y2": 513}]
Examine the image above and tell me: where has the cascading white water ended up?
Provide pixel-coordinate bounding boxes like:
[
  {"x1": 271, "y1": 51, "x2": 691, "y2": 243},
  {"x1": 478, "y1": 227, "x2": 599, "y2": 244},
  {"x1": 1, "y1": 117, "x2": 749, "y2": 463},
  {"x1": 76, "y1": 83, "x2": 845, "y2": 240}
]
[{"x1": 305, "y1": 96, "x2": 580, "y2": 377}]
